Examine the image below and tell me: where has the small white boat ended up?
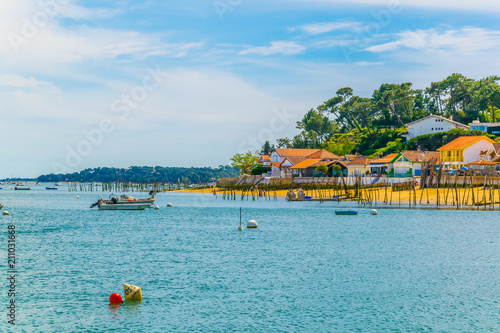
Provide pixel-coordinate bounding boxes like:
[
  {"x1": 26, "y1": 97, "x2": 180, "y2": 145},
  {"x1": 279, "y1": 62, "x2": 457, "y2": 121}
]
[
  {"x1": 98, "y1": 203, "x2": 151, "y2": 210},
  {"x1": 15, "y1": 186, "x2": 31, "y2": 190}
]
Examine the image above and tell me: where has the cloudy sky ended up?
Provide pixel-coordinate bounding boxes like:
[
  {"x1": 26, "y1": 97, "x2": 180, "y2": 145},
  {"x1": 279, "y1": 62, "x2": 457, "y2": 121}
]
[{"x1": 2, "y1": 0, "x2": 500, "y2": 178}]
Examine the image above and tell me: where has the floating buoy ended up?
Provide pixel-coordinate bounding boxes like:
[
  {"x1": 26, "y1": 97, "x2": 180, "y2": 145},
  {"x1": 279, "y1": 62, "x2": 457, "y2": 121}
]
[
  {"x1": 76, "y1": 196, "x2": 80, "y2": 199},
  {"x1": 370, "y1": 209, "x2": 378, "y2": 216},
  {"x1": 109, "y1": 293, "x2": 122, "y2": 304},
  {"x1": 167, "y1": 203, "x2": 173, "y2": 207},
  {"x1": 124, "y1": 283, "x2": 142, "y2": 301},
  {"x1": 3, "y1": 211, "x2": 9, "y2": 215},
  {"x1": 247, "y1": 220, "x2": 258, "y2": 229},
  {"x1": 154, "y1": 206, "x2": 160, "y2": 210}
]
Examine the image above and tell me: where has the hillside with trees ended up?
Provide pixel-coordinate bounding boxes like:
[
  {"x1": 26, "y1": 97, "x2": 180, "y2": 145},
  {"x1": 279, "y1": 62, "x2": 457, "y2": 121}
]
[{"x1": 270, "y1": 73, "x2": 500, "y2": 157}]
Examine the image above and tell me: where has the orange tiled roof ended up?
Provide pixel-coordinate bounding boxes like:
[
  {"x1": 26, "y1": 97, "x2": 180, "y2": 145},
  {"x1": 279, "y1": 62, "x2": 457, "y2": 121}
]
[
  {"x1": 347, "y1": 156, "x2": 370, "y2": 166},
  {"x1": 284, "y1": 156, "x2": 306, "y2": 165},
  {"x1": 468, "y1": 160, "x2": 498, "y2": 165},
  {"x1": 437, "y1": 136, "x2": 495, "y2": 151},
  {"x1": 307, "y1": 149, "x2": 340, "y2": 160},
  {"x1": 370, "y1": 153, "x2": 398, "y2": 164},
  {"x1": 344, "y1": 154, "x2": 357, "y2": 161},
  {"x1": 275, "y1": 148, "x2": 322, "y2": 157},
  {"x1": 260, "y1": 155, "x2": 270, "y2": 161},
  {"x1": 290, "y1": 159, "x2": 322, "y2": 169},
  {"x1": 270, "y1": 162, "x2": 281, "y2": 168}
]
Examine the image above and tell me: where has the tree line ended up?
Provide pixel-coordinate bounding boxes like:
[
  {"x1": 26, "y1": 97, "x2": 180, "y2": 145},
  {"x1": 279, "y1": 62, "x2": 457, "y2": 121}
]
[{"x1": 37, "y1": 165, "x2": 239, "y2": 184}]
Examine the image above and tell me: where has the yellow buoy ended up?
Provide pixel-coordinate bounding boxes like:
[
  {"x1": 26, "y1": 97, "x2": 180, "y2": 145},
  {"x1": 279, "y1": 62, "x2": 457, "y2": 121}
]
[
  {"x1": 3, "y1": 211, "x2": 9, "y2": 215},
  {"x1": 167, "y1": 203, "x2": 173, "y2": 207},
  {"x1": 124, "y1": 283, "x2": 142, "y2": 301}
]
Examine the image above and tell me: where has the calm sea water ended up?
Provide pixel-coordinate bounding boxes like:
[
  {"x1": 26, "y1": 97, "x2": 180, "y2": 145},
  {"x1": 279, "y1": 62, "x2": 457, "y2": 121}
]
[{"x1": 1, "y1": 185, "x2": 499, "y2": 332}]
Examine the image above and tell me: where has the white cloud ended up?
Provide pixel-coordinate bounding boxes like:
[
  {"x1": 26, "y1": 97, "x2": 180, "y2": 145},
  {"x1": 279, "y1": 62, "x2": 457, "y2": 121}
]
[
  {"x1": 239, "y1": 41, "x2": 306, "y2": 56},
  {"x1": 365, "y1": 28, "x2": 500, "y2": 53},
  {"x1": 286, "y1": 0, "x2": 500, "y2": 12},
  {"x1": 0, "y1": 75, "x2": 59, "y2": 92},
  {"x1": 354, "y1": 61, "x2": 384, "y2": 66},
  {"x1": 0, "y1": 0, "x2": 203, "y2": 69},
  {"x1": 295, "y1": 21, "x2": 362, "y2": 35}
]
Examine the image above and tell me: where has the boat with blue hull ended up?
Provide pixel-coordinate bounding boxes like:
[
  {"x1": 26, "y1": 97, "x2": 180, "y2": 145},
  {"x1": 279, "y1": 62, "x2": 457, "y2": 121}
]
[{"x1": 335, "y1": 210, "x2": 358, "y2": 215}]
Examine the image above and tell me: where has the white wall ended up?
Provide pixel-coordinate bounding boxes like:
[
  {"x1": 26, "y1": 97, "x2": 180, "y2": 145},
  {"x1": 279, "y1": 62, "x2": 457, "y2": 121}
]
[
  {"x1": 393, "y1": 161, "x2": 412, "y2": 174},
  {"x1": 270, "y1": 152, "x2": 280, "y2": 163},
  {"x1": 408, "y1": 116, "x2": 467, "y2": 138},
  {"x1": 271, "y1": 165, "x2": 280, "y2": 177},
  {"x1": 463, "y1": 140, "x2": 492, "y2": 163}
]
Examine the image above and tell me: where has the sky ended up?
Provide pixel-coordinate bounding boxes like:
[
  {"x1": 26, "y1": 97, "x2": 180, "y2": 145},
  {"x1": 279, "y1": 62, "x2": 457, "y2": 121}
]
[{"x1": 1, "y1": 0, "x2": 500, "y2": 178}]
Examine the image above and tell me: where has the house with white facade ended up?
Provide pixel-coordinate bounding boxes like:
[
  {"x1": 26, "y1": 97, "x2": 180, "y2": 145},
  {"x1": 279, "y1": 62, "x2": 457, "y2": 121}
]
[
  {"x1": 388, "y1": 150, "x2": 440, "y2": 177},
  {"x1": 268, "y1": 148, "x2": 339, "y2": 178},
  {"x1": 403, "y1": 115, "x2": 469, "y2": 140},
  {"x1": 485, "y1": 143, "x2": 500, "y2": 162},
  {"x1": 437, "y1": 136, "x2": 495, "y2": 169},
  {"x1": 346, "y1": 156, "x2": 371, "y2": 177}
]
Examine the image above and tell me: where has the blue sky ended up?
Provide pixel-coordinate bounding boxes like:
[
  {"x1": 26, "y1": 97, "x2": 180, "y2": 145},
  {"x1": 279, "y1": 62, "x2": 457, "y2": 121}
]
[{"x1": 1, "y1": 0, "x2": 500, "y2": 178}]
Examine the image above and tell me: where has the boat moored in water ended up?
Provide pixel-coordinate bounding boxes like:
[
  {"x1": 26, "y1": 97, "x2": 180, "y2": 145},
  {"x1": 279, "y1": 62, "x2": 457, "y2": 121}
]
[
  {"x1": 335, "y1": 210, "x2": 358, "y2": 215},
  {"x1": 15, "y1": 186, "x2": 31, "y2": 190},
  {"x1": 97, "y1": 203, "x2": 151, "y2": 210},
  {"x1": 90, "y1": 194, "x2": 155, "y2": 210}
]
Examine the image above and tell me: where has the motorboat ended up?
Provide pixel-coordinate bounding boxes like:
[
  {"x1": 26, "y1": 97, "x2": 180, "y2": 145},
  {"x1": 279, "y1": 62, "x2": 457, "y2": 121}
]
[
  {"x1": 97, "y1": 203, "x2": 151, "y2": 210},
  {"x1": 15, "y1": 185, "x2": 31, "y2": 190},
  {"x1": 90, "y1": 194, "x2": 154, "y2": 210},
  {"x1": 46, "y1": 187, "x2": 57, "y2": 190}
]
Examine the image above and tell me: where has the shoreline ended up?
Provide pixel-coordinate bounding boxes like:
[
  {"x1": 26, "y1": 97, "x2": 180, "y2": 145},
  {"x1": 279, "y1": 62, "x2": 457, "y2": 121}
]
[{"x1": 171, "y1": 187, "x2": 500, "y2": 210}]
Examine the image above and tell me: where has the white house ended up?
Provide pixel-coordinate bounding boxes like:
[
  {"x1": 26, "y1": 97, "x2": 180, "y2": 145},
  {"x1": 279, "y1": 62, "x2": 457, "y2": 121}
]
[
  {"x1": 484, "y1": 142, "x2": 500, "y2": 162},
  {"x1": 268, "y1": 148, "x2": 339, "y2": 178},
  {"x1": 346, "y1": 156, "x2": 371, "y2": 177},
  {"x1": 438, "y1": 136, "x2": 496, "y2": 169},
  {"x1": 403, "y1": 115, "x2": 469, "y2": 140},
  {"x1": 389, "y1": 150, "x2": 440, "y2": 177}
]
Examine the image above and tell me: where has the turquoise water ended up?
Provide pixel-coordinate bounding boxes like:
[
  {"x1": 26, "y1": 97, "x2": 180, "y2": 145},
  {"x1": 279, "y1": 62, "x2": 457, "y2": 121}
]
[{"x1": 1, "y1": 185, "x2": 500, "y2": 332}]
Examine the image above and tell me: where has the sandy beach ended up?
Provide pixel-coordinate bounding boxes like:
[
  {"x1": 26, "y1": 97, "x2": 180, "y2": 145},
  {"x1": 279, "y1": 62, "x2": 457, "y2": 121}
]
[{"x1": 173, "y1": 186, "x2": 500, "y2": 208}]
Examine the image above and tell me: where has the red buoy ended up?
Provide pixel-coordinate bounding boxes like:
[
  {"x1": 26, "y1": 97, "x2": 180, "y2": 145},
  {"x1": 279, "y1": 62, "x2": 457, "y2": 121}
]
[{"x1": 109, "y1": 293, "x2": 123, "y2": 304}]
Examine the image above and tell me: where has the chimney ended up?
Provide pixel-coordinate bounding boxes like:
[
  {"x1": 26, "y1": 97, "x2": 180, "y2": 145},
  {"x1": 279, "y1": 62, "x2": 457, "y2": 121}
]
[
  {"x1": 449, "y1": 116, "x2": 453, "y2": 121},
  {"x1": 417, "y1": 145, "x2": 421, "y2": 161}
]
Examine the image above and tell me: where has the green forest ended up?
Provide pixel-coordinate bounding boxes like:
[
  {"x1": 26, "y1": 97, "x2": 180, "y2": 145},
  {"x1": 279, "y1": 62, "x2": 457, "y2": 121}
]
[
  {"x1": 37, "y1": 165, "x2": 239, "y2": 184},
  {"x1": 267, "y1": 73, "x2": 500, "y2": 157}
]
